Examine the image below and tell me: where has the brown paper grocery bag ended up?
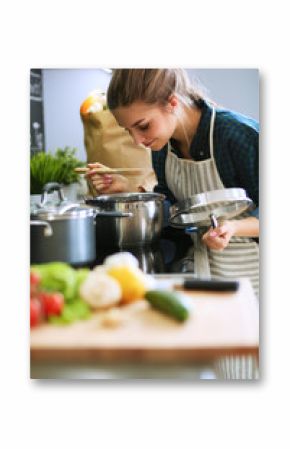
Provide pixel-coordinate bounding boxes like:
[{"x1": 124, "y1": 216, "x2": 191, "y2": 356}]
[{"x1": 81, "y1": 108, "x2": 157, "y2": 194}]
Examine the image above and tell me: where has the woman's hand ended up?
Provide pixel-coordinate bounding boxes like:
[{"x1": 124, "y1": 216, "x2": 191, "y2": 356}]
[
  {"x1": 202, "y1": 216, "x2": 259, "y2": 251},
  {"x1": 202, "y1": 217, "x2": 259, "y2": 251},
  {"x1": 202, "y1": 220, "x2": 236, "y2": 251},
  {"x1": 86, "y1": 162, "x2": 129, "y2": 194}
]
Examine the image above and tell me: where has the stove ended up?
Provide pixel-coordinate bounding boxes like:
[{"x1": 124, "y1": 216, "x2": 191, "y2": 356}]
[{"x1": 73, "y1": 227, "x2": 194, "y2": 274}]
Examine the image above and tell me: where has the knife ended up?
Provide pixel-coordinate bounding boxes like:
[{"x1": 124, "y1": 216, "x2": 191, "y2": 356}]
[
  {"x1": 154, "y1": 277, "x2": 239, "y2": 292},
  {"x1": 181, "y1": 278, "x2": 239, "y2": 291}
]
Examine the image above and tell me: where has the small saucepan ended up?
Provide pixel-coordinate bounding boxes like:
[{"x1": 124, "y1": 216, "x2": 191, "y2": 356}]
[{"x1": 30, "y1": 183, "x2": 96, "y2": 266}]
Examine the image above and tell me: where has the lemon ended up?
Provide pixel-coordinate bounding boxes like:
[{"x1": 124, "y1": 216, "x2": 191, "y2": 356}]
[{"x1": 106, "y1": 266, "x2": 148, "y2": 304}]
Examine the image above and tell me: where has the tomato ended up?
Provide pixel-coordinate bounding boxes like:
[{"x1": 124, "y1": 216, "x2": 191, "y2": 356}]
[
  {"x1": 39, "y1": 292, "x2": 64, "y2": 317},
  {"x1": 30, "y1": 271, "x2": 41, "y2": 296},
  {"x1": 30, "y1": 297, "x2": 42, "y2": 327}
]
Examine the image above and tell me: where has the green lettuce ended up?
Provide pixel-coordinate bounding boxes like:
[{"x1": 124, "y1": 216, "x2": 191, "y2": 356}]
[
  {"x1": 48, "y1": 300, "x2": 91, "y2": 325},
  {"x1": 31, "y1": 263, "x2": 92, "y2": 324},
  {"x1": 31, "y1": 262, "x2": 77, "y2": 302}
]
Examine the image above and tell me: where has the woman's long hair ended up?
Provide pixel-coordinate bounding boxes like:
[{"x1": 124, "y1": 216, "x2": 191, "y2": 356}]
[{"x1": 107, "y1": 69, "x2": 208, "y2": 110}]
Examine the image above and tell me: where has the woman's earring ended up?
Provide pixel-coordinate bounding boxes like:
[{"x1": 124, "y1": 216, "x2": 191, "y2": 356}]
[{"x1": 168, "y1": 97, "x2": 178, "y2": 113}]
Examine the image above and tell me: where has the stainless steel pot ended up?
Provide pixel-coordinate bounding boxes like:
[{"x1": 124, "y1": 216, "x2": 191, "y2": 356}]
[
  {"x1": 85, "y1": 192, "x2": 165, "y2": 247},
  {"x1": 30, "y1": 183, "x2": 96, "y2": 265}
]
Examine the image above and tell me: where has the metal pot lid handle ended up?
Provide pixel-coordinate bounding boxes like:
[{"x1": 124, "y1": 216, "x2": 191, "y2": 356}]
[
  {"x1": 40, "y1": 182, "x2": 66, "y2": 207},
  {"x1": 209, "y1": 213, "x2": 218, "y2": 229}
]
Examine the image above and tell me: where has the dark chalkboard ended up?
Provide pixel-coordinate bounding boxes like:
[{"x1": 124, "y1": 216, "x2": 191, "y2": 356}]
[{"x1": 30, "y1": 69, "x2": 45, "y2": 155}]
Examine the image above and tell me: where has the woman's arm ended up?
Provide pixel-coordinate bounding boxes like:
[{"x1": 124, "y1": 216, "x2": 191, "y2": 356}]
[{"x1": 228, "y1": 216, "x2": 259, "y2": 237}]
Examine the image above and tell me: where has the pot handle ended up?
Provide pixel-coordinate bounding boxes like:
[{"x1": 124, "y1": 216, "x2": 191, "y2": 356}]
[
  {"x1": 40, "y1": 182, "x2": 66, "y2": 207},
  {"x1": 30, "y1": 220, "x2": 53, "y2": 237},
  {"x1": 94, "y1": 211, "x2": 133, "y2": 218}
]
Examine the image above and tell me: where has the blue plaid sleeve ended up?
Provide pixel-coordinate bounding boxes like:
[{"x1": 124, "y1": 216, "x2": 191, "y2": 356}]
[{"x1": 214, "y1": 110, "x2": 259, "y2": 219}]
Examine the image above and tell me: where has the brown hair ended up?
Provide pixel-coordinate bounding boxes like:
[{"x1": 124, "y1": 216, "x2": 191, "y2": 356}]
[{"x1": 107, "y1": 69, "x2": 206, "y2": 110}]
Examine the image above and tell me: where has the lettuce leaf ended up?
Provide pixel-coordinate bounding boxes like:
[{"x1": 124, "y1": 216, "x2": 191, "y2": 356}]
[
  {"x1": 31, "y1": 262, "x2": 77, "y2": 302},
  {"x1": 31, "y1": 262, "x2": 92, "y2": 324}
]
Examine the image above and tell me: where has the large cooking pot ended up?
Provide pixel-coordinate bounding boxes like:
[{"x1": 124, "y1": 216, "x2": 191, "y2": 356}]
[
  {"x1": 30, "y1": 183, "x2": 96, "y2": 266},
  {"x1": 85, "y1": 192, "x2": 165, "y2": 247}
]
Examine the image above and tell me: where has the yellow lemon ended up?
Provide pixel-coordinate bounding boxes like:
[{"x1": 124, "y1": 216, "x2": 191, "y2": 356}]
[{"x1": 106, "y1": 266, "x2": 147, "y2": 304}]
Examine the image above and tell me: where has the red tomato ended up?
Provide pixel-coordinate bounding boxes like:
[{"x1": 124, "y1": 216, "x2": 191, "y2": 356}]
[
  {"x1": 30, "y1": 271, "x2": 41, "y2": 296},
  {"x1": 30, "y1": 297, "x2": 42, "y2": 327},
  {"x1": 39, "y1": 292, "x2": 64, "y2": 317}
]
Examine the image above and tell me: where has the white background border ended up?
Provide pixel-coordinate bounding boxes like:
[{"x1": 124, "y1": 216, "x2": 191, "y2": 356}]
[{"x1": 1, "y1": 1, "x2": 289, "y2": 447}]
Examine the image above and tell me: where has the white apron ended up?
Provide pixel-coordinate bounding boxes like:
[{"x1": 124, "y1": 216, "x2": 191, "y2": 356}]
[{"x1": 165, "y1": 107, "x2": 259, "y2": 297}]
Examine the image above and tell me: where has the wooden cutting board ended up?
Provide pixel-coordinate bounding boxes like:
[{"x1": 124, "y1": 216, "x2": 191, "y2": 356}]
[{"x1": 30, "y1": 278, "x2": 259, "y2": 362}]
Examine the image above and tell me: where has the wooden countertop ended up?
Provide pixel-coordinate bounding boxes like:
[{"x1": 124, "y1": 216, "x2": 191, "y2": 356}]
[{"x1": 30, "y1": 277, "x2": 259, "y2": 363}]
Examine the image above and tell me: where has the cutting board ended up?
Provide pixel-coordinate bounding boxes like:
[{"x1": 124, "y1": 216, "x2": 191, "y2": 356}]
[{"x1": 30, "y1": 278, "x2": 259, "y2": 362}]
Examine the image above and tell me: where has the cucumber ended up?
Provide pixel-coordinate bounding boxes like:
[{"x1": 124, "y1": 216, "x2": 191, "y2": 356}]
[{"x1": 145, "y1": 290, "x2": 191, "y2": 322}]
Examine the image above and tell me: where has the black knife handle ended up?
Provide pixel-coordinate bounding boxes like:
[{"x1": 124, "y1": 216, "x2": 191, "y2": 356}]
[{"x1": 183, "y1": 279, "x2": 239, "y2": 291}]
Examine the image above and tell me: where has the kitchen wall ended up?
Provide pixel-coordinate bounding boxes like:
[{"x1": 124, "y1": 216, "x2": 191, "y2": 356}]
[
  {"x1": 42, "y1": 68, "x2": 259, "y2": 161},
  {"x1": 187, "y1": 69, "x2": 259, "y2": 119},
  {"x1": 42, "y1": 69, "x2": 111, "y2": 160}
]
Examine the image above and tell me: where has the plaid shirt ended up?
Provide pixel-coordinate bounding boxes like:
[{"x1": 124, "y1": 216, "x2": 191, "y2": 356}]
[{"x1": 152, "y1": 100, "x2": 259, "y2": 218}]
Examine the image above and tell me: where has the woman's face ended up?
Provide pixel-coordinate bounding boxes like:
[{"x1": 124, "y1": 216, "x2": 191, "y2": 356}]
[{"x1": 112, "y1": 101, "x2": 177, "y2": 150}]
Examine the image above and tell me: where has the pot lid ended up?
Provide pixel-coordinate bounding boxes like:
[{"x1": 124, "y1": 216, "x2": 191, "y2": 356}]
[
  {"x1": 169, "y1": 188, "x2": 254, "y2": 228},
  {"x1": 31, "y1": 202, "x2": 95, "y2": 220},
  {"x1": 30, "y1": 182, "x2": 94, "y2": 220}
]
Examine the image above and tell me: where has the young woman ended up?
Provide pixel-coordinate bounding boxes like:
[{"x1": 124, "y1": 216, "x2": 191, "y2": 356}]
[{"x1": 87, "y1": 69, "x2": 259, "y2": 297}]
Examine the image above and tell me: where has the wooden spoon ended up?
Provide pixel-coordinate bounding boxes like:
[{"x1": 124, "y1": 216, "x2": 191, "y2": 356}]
[{"x1": 74, "y1": 167, "x2": 145, "y2": 175}]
